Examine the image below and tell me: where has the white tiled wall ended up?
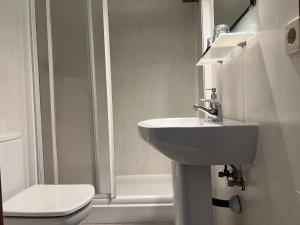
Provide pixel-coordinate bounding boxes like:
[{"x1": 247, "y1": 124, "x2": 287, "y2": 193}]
[
  {"x1": 208, "y1": 0, "x2": 300, "y2": 224},
  {"x1": 0, "y1": 0, "x2": 30, "y2": 198},
  {"x1": 0, "y1": 0, "x2": 27, "y2": 134},
  {"x1": 109, "y1": 0, "x2": 197, "y2": 176}
]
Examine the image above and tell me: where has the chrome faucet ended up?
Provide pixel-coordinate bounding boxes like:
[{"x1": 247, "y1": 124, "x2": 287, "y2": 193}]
[{"x1": 193, "y1": 88, "x2": 223, "y2": 122}]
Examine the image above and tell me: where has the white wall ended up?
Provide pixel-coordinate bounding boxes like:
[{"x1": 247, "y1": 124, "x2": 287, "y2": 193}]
[
  {"x1": 109, "y1": 0, "x2": 198, "y2": 176},
  {"x1": 0, "y1": 0, "x2": 31, "y2": 200},
  {"x1": 204, "y1": 0, "x2": 300, "y2": 224}
]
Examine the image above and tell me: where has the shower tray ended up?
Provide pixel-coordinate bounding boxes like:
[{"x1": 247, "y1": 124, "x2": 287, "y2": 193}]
[{"x1": 83, "y1": 174, "x2": 174, "y2": 224}]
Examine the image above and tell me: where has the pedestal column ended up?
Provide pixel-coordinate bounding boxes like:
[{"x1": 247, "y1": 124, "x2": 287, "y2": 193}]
[{"x1": 172, "y1": 162, "x2": 213, "y2": 225}]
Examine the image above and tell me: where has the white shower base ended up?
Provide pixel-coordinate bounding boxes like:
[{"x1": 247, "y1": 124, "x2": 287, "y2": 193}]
[
  {"x1": 116, "y1": 174, "x2": 173, "y2": 202},
  {"x1": 84, "y1": 175, "x2": 174, "y2": 224}
]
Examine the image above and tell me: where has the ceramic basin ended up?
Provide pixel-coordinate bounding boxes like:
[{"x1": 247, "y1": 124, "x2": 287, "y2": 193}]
[
  {"x1": 138, "y1": 117, "x2": 259, "y2": 165},
  {"x1": 138, "y1": 117, "x2": 259, "y2": 225}
]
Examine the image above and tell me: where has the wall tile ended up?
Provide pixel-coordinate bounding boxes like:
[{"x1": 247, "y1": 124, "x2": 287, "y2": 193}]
[
  {"x1": 0, "y1": 0, "x2": 29, "y2": 197},
  {"x1": 0, "y1": 0, "x2": 26, "y2": 134}
]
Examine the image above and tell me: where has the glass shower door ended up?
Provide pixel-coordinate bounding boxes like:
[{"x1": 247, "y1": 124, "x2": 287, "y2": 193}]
[{"x1": 36, "y1": 0, "x2": 115, "y2": 197}]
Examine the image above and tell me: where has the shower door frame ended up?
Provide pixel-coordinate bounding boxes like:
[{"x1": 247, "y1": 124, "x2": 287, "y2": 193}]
[
  {"x1": 86, "y1": 0, "x2": 116, "y2": 198},
  {"x1": 26, "y1": 0, "x2": 116, "y2": 198}
]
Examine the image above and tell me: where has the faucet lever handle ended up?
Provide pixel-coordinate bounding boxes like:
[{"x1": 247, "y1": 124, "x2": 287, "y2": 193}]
[
  {"x1": 206, "y1": 88, "x2": 216, "y2": 92},
  {"x1": 199, "y1": 99, "x2": 214, "y2": 103}
]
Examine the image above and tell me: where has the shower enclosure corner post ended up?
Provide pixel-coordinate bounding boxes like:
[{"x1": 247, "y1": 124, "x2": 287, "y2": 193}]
[
  {"x1": 102, "y1": 0, "x2": 116, "y2": 199},
  {"x1": 45, "y1": 0, "x2": 59, "y2": 184},
  {"x1": 87, "y1": 0, "x2": 102, "y2": 195},
  {"x1": 24, "y1": 0, "x2": 46, "y2": 185}
]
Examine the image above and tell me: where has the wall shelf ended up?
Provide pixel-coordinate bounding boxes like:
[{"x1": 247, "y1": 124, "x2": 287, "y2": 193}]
[{"x1": 196, "y1": 32, "x2": 256, "y2": 66}]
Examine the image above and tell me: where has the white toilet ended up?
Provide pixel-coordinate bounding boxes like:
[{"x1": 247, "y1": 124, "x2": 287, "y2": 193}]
[{"x1": 3, "y1": 185, "x2": 95, "y2": 225}]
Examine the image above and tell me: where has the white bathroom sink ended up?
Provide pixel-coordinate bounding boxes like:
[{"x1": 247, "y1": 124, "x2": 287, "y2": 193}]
[
  {"x1": 138, "y1": 117, "x2": 259, "y2": 165},
  {"x1": 138, "y1": 117, "x2": 259, "y2": 225}
]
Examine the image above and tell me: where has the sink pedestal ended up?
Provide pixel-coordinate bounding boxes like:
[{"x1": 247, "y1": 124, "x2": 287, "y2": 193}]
[{"x1": 172, "y1": 163, "x2": 213, "y2": 225}]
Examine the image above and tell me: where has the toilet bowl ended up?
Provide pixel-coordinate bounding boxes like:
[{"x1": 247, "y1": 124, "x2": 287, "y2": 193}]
[{"x1": 3, "y1": 185, "x2": 95, "y2": 225}]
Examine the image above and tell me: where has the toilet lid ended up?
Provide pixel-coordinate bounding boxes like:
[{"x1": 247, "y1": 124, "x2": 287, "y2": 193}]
[{"x1": 3, "y1": 185, "x2": 95, "y2": 217}]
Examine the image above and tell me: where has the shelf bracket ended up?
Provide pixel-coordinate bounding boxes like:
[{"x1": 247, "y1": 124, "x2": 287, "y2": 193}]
[{"x1": 238, "y1": 41, "x2": 247, "y2": 48}]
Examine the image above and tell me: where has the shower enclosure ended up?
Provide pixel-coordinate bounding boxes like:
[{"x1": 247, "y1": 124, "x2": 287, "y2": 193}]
[
  {"x1": 35, "y1": 0, "x2": 115, "y2": 197},
  {"x1": 32, "y1": 0, "x2": 197, "y2": 222}
]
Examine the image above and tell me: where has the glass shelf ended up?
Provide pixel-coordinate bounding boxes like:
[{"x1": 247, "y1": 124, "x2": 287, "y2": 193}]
[{"x1": 196, "y1": 32, "x2": 256, "y2": 66}]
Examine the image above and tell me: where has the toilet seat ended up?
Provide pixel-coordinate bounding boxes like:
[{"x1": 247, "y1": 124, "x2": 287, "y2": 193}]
[
  {"x1": 4, "y1": 202, "x2": 93, "y2": 225},
  {"x1": 3, "y1": 185, "x2": 95, "y2": 218}
]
